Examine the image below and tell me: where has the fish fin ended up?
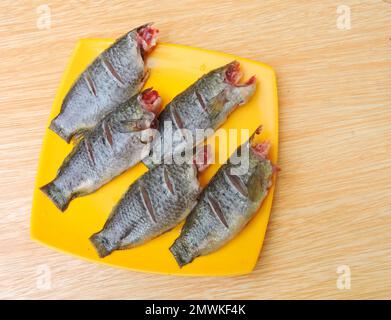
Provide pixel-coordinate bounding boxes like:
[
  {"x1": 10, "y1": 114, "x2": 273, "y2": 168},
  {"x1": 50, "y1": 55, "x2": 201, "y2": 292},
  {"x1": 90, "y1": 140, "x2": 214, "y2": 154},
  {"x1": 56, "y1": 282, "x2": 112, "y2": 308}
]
[
  {"x1": 193, "y1": 144, "x2": 213, "y2": 173},
  {"x1": 169, "y1": 240, "x2": 194, "y2": 268},
  {"x1": 40, "y1": 182, "x2": 71, "y2": 212},
  {"x1": 49, "y1": 117, "x2": 72, "y2": 143},
  {"x1": 72, "y1": 128, "x2": 91, "y2": 144},
  {"x1": 89, "y1": 232, "x2": 114, "y2": 258}
]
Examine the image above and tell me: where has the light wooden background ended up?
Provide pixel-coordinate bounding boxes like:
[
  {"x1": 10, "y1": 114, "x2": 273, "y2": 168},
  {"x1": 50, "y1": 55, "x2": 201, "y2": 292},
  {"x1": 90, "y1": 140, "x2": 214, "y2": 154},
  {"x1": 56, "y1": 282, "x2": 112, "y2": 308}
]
[{"x1": 0, "y1": 0, "x2": 390, "y2": 299}]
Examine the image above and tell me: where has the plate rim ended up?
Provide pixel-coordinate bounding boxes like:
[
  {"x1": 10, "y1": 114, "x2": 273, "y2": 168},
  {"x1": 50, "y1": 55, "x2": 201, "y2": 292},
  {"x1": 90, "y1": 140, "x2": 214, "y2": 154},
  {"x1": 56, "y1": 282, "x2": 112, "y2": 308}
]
[{"x1": 30, "y1": 40, "x2": 279, "y2": 277}]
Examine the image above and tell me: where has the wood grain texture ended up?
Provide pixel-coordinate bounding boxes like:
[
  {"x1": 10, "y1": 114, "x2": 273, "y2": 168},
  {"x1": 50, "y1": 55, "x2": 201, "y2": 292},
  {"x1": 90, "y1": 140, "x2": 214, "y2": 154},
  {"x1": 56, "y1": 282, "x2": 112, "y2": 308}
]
[{"x1": 0, "y1": 0, "x2": 390, "y2": 299}]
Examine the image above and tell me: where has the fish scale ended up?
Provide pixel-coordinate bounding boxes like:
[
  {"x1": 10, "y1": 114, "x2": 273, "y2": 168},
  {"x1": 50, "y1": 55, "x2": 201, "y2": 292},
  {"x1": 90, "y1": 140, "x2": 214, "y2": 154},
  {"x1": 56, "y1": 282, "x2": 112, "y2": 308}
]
[
  {"x1": 170, "y1": 133, "x2": 274, "y2": 267},
  {"x1": 90, "y1": 161, "x2": 202, "y2": 257}
]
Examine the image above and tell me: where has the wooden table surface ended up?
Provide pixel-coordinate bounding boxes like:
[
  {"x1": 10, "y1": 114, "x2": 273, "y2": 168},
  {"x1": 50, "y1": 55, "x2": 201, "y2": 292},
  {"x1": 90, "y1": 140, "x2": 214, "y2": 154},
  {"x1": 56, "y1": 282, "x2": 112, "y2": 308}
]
[{"x1": 0, "y1": 0, "x2": 390, "y2": 300}]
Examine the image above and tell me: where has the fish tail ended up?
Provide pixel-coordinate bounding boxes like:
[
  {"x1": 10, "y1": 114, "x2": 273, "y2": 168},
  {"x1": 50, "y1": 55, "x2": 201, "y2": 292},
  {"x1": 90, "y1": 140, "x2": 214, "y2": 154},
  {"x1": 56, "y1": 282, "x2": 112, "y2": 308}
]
[
  {"x1": 40, "y1": 181, "x2": 71, "y2": 212},
  {"x1": 169, "y1": 239, "x2": 194, "y2": 268},
  {"x1": 89, "y1": 232, "x2": 113, "y2": 258},
  {"x1": 49, "y1": 116, "x2": 72, "y2": 143}
]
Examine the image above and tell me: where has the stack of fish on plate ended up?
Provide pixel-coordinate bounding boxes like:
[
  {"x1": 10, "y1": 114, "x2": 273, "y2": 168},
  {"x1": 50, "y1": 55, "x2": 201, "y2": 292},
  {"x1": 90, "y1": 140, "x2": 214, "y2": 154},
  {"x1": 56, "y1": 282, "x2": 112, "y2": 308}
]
[{"x1": 40, "y1": 24, "x2": 277, "y2": 267}]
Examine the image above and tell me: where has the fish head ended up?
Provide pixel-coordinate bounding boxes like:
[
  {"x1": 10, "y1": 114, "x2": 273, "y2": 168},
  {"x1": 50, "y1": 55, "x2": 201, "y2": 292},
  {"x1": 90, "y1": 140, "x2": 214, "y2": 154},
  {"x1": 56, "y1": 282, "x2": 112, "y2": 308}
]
[
  {"x1": 137, "y1": 23, "x2": 159, "y2": 55},
  {"x1": 137, "y1": 88, "x2": 162, "y2": 129}
]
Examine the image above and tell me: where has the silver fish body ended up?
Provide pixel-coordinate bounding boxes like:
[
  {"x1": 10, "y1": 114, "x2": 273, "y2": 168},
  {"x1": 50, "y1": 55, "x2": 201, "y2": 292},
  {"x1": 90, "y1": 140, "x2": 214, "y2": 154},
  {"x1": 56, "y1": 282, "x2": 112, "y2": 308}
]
[
  {"x1": 143, "y1": 61, "x2": 256, "y2": 168},
  {"x1": 170, "y1": 132, "x2": 274, "y2": 267},
  {"x1": 90, "y1": 161, "x2": 201, "y2": 258},
  {"x1": 41, "y1": 90, "x2": 161, "y2": 211},
  {"x1": 50, "y1": 24, "x2": 158, "y2": 142}
]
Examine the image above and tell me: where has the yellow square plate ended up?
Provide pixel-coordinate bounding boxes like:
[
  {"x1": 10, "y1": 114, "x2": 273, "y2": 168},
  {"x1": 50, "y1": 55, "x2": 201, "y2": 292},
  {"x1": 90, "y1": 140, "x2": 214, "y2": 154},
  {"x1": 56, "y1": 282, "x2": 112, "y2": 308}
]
[{"x1": 31, "y1": 40, "x2": 278, "y2": 276}]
